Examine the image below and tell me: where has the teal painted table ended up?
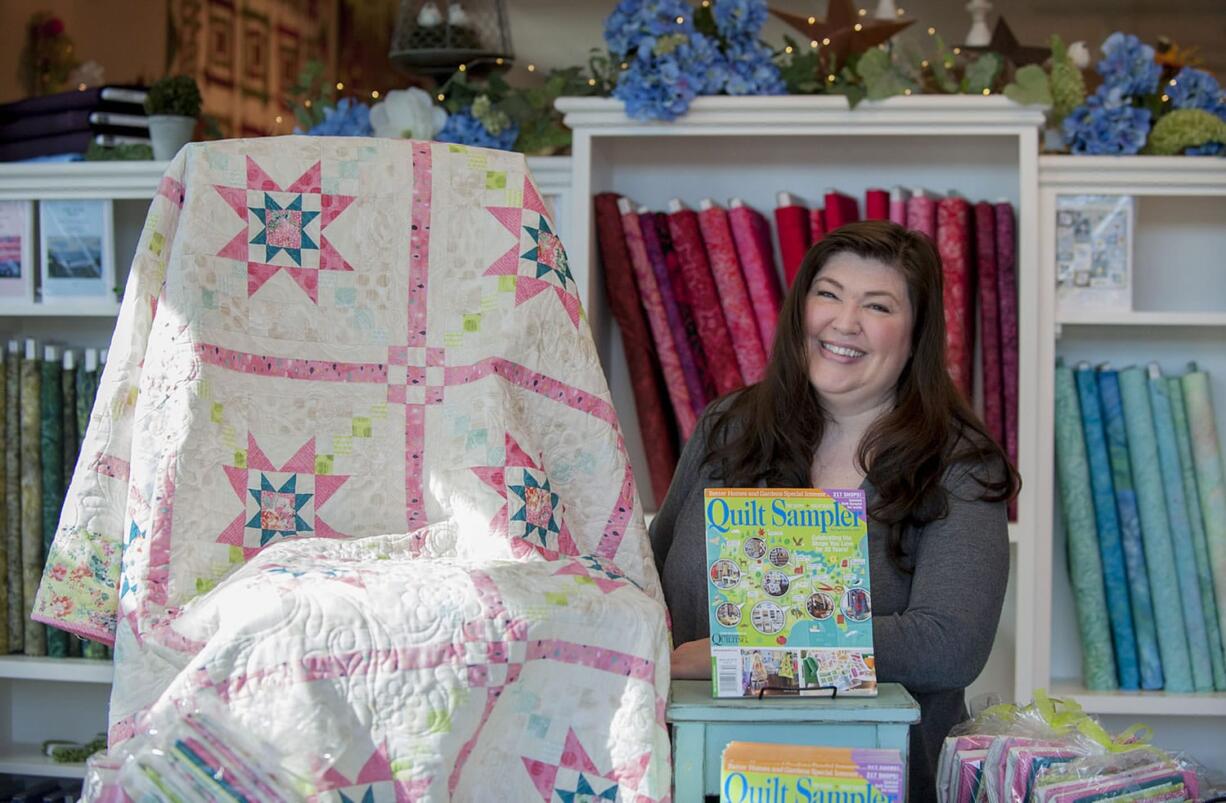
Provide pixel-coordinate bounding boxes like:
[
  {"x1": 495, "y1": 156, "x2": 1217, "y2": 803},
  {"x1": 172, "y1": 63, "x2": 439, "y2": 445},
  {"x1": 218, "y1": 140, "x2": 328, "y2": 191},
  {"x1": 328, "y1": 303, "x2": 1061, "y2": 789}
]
[{"x1": 666, "y1": 681, "x2": 920, "y2": 801}]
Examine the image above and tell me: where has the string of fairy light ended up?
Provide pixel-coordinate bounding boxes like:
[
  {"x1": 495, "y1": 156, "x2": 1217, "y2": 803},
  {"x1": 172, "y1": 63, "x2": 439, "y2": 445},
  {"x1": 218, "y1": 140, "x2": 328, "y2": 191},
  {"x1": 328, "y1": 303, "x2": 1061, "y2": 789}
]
[{"x1": 257, "y1": 1, "x2": 1139, "y2": 129}]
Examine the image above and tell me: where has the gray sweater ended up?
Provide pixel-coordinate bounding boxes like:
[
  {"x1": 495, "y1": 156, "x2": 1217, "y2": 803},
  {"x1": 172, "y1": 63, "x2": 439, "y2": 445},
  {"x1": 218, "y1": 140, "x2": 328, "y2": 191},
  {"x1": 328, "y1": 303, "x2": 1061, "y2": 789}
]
[{"x1": 648, "y1": 410, "x2": 1009, "y2": 803}]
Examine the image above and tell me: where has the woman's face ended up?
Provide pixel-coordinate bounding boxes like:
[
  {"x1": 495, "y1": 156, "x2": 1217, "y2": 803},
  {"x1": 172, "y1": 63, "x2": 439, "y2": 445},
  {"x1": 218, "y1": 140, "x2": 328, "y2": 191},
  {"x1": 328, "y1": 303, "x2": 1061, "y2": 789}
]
[{"x1": 804, "y1": 252, "x2": 915, "y2": 416}]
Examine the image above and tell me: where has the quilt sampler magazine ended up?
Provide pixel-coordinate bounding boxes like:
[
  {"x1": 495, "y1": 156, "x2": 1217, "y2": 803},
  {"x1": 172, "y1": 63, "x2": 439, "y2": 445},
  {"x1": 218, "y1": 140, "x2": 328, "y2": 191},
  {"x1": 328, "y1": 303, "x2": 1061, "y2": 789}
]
[{"x1": 705, "y1": 488, "x2": 877, "y2": 698}]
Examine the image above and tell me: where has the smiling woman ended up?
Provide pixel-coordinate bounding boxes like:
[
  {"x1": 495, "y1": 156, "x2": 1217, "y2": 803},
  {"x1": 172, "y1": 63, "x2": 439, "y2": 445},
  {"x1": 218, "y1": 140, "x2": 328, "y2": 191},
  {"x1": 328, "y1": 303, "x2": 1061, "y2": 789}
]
[{"x1": 648, "y1": 220, "x2": 1021, "y2": 803}]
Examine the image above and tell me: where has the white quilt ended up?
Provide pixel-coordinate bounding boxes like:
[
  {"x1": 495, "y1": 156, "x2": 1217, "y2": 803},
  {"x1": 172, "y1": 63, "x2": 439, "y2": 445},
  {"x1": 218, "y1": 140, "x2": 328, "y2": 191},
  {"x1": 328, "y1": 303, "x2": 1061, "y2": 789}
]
[{"x1": 34, "y1": 137, "x2": 671, "y2": 801}]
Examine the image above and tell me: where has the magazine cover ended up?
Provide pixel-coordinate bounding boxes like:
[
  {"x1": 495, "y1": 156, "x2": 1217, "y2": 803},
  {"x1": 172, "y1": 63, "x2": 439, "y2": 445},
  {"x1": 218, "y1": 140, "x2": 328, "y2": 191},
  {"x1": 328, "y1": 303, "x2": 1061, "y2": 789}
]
[
  {"x1": 0, "y1": 200, "x2": 34, "y2": 302},
  {"x1": 1055, "y1": 194, "x2": 1133, "y2": 313},
  {"x1": 705, "y1": 487, "x2": 876, "y2": 697},
  {"x1": 721, "y1": 741, "x2": 904, "y2": 803},
  {"x1": 38, "y1": 198, "x2": 115, "y2": 299}
]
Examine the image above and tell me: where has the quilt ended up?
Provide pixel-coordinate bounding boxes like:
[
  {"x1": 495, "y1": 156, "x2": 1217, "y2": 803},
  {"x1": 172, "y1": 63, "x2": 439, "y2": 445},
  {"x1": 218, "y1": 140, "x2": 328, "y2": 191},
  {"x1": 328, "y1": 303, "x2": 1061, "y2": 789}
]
[{"x1": 32, "y1": 137, "x2": 671, "y2": 801}]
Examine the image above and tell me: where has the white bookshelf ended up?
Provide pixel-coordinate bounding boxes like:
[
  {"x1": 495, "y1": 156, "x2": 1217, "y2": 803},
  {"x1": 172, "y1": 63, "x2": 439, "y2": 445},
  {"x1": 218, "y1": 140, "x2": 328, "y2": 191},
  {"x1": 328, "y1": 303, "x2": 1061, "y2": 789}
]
[
  {"x1": 559, "y1": 94, "x2": 1045, "y2": 705},
  {"x1": 1034, "y1": 156, "x2": 1226, "y2": 769}
]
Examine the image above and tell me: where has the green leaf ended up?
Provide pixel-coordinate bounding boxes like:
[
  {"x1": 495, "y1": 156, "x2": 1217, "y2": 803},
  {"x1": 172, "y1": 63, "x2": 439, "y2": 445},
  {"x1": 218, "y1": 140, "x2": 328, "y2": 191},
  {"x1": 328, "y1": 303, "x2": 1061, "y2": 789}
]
[
  {"x1": 964, "y1": 53, "x2": 1002, "y2": 94},
  {"x1": 856, "y1": 48, "x2": 918, "y2": 100},
  {"x1": 1004, "y1": 64, "x2": 1053, "y2": 107}
]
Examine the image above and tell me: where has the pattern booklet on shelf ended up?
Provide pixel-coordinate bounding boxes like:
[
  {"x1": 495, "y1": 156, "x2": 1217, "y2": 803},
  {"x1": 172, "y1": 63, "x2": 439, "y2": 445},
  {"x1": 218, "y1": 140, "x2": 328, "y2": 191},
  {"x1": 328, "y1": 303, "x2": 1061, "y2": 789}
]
[{"x1": 705, "y1": 488, "x2": 877, "y2": 697}]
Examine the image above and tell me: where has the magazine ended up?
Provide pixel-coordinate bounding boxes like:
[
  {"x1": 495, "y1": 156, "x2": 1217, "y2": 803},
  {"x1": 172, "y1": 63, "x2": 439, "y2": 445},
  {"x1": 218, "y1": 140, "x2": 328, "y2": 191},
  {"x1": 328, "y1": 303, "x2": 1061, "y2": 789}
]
[
  {"x1": 721, "y1": 741, "x2": 904, "y2": 803},
  {"x1": 705, "y1": 487, "x2": 876, "y2": 697}
]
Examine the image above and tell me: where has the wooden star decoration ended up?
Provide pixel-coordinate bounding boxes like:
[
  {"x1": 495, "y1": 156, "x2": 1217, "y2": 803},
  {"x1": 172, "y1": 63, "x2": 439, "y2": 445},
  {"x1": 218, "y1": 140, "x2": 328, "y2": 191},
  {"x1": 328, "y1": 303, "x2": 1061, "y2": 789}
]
[
  {"x1": 963, "y1": 18, "x2": 1050, "y2": 69},
  {"x1": 771, "y1": 0, "x2": 914, "y2": 71}
]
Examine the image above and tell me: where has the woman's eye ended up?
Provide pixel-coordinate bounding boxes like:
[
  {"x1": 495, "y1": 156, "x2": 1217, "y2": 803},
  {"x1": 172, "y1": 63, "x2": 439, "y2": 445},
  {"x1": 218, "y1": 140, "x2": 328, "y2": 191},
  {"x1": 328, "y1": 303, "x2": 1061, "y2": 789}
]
[
  {"x1": 816, "y1": 290, "x2": 837, "y2": 299},
  {"x1": 867, "y1": 303, "x2": 891, "y2": 313}
]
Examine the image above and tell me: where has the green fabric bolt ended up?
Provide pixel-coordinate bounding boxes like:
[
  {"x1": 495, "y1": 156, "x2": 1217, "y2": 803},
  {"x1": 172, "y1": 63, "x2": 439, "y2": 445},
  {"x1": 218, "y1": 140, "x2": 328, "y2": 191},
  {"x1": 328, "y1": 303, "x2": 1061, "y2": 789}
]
[
  {"x1": 1182, "y1": 366, "x2": 1226, "y2": 677},
  {"x1": 75, "y1": 361, "x2": 97, "y2": 450},
  {"x1": 1119, "y1": 366, "x2": 1194, "y2": 692},
  {"x1": 5, "y1": 346, "x2": 20, "y2": 653},
  {"x1": 1054, "y1": 361, "x2": 1116, "y2": 690},
  {"x1": 20, "y1": 346, "x2": 43, "y2": 655},
  {"x1": 40, "y1": 352, "x2": 66, "y2": 657},
  {"x1": 1168, "y1": 376, "x2": 1226, "y2": 690}
]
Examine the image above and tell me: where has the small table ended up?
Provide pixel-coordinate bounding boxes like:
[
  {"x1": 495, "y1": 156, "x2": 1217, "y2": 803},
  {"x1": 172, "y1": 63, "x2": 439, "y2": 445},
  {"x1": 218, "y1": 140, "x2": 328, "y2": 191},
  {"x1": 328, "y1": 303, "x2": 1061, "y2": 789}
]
[{"x1": 666, "y1": 680, "x2": 920, "y2": 800}]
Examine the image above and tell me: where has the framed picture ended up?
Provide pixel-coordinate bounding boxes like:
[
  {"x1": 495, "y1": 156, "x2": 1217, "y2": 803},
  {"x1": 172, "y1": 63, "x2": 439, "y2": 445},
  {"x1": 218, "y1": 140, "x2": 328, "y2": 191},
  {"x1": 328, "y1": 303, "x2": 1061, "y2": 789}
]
[
  {"x1": 1055, "y1": 194, "x2": 1134, "y2": 312},
  {"x1": 38, "y1": 199, "x2": 115, "y2": 299},
  {"x1": 0, "y1": 200, "x2": 35, "y2": 303}
]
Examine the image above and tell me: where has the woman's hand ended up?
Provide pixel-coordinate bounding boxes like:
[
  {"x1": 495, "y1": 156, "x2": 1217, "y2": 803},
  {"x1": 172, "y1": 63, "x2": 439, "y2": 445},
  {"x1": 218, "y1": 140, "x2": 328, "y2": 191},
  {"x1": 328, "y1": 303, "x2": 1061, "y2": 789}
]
[{"x1": 670, "y1": 638, "x2": 713, "y2": 679}]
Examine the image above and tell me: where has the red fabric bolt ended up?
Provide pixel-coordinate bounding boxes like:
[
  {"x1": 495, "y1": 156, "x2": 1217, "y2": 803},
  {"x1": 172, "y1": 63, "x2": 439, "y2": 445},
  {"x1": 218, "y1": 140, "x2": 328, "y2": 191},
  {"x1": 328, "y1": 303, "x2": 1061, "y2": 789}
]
[
  {"x1": 655, "y1": 213, "x2": 718, "y2": 407},
  {"x1": 667, "y1": 208, "x2": 743, "y2": 396},
  {"x1": 808, "y1": 207, "x2": 827, "y2": 246},
  {"x1": 593, "y1": 193, "x2": 678, "y2": 503},
  {"x1": 906, "y1": 193, "x2": 937, "y2": 241},
  {"x1": 774, "y1": 202, "x2": 811, "y2": 288},
  {"x1": 936, "y1": 196, "x2": 973, "y2": 400},
  {"x1": 865, "y1": 188, "x2": 890, "y2": 221},
  {"x1": 698, "y1": 204, "x2": 769, "y2": 385},
  {"x1": 975, "y1": 201, "x2": 1004, "y2": 450},
  {"x1": 824, "y1": 190, "x2": 860, "y2": 231},
  {"x1": 619, "y1": 205, "x2": 696, "y2": 439},
  {"x1": 994, "y1": 202, "x2": 1020, "y2": 521},
  {"x1": 640, "y1": 212, "x2": 710, "y2": 422},
  {"x1": 727, "y1": 204, "x2": 783, "y2": 354}
]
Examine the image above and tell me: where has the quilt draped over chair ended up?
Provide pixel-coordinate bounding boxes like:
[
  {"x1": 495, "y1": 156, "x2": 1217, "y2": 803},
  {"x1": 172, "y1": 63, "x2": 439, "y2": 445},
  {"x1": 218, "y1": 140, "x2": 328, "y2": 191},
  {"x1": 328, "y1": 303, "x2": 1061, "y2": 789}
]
[{"x1": 32, "y1": 137, "x2": 671, "y2": 802}]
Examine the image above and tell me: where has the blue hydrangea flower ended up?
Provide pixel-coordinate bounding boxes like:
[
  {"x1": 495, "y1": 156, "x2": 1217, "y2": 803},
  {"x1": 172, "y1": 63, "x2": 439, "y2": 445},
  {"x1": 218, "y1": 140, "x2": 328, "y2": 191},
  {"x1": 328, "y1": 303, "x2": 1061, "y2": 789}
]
[
  {"x1": 613, "y1": 54, "x2": 703, "y2": 120},
  {"x1": 712, "y1": 0, "x2": 768, "y2": 41},
  {"x1": 300, "y1": 97, "x2": 373, "y2": 137},
  {"x1": 1063, "y1": 85, "x2": 1152, "y2": 155},
  {"x1": 437, "y1": 108, "x2": 519, "y2": 150},
  {"x1": 604, "y1": 0, "x2": 695, "y2": 59},
  {"x1": 1168, "y1": 67, "x2": 1226, "y2": 112},
  {"x1": 685, "y1": 32, "x2": 733, "y2": 94},
  {"x1": 1164, "y1": 68, "x2": 1226, "y2": 155},
  {"x1": 1096, "y1": 33, "x2": 1160, "y2": 97},
  {"x1": 723, "y1": 39, "x2": 785, "y2": 95}
]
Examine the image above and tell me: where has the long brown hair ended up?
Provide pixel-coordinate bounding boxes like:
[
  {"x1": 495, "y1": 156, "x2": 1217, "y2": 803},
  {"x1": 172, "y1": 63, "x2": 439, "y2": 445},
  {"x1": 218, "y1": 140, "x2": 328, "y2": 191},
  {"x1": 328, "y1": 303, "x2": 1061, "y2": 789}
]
[{"x1": 704, "y1": 220, "x2": 1020, "y2": 567}]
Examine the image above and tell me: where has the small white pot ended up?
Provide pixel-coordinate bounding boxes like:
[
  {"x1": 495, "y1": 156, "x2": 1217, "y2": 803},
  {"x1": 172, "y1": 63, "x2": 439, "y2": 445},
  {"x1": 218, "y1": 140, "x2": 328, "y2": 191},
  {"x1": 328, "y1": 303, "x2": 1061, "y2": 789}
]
[{"x1": 147, "y1": 115, "x2": 197, "y2": 160}]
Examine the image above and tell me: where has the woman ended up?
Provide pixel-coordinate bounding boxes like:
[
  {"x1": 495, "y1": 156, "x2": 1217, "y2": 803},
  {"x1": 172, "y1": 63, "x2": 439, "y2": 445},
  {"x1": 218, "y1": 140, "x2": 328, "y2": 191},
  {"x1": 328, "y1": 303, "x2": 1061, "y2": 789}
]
[{"x1": 649, "y1": 220, "x2": 1019, "y2": 803}]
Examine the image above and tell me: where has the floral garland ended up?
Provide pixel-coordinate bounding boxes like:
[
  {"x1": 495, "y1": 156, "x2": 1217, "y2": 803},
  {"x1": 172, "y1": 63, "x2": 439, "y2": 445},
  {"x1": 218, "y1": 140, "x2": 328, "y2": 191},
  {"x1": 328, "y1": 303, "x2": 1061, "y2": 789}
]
[
  {"x1": 604, "y1": 0, "x2": 784, "y2": 120},
  {"x1": 1006, "y1": 33, "x2": 1226, "y2": 155},
  {"x1": 282, "y1": 7, "x2": 1224, "y2": 158}
]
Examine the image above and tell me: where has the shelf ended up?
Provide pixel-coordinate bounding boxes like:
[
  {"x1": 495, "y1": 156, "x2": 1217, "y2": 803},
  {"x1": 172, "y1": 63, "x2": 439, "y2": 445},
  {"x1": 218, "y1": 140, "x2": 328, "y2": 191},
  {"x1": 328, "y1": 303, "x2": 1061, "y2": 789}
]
[
  {"x1": 1049, "y1": 681, "x2": 1226, "y2": 717},
  {"x1": 559, "y1": 95, "x2": 1046, "y2": 136},
  {"x1": 0, "y1": 300, "x2": 122, "y2": 317},
  {"x1": 1056, "y1": 310, "x2": 1226, "y2": 331},
  {"x1": 0, "y1": 656, "x2": 113, "y2": 684},
  {"x1": 0, "y1": 746, "x2": 87, "y2": 778},
  {"x1": 1039, "y1": 155, "x2": 1226, "y2": 195}
]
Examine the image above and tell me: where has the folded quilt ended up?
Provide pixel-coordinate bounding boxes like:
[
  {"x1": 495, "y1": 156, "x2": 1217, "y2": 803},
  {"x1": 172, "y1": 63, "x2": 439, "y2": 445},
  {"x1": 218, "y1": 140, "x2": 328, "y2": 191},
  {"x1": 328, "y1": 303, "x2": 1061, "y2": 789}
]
[{"x1": 33, "y1": 137, "x2": 670, "y2": 801}]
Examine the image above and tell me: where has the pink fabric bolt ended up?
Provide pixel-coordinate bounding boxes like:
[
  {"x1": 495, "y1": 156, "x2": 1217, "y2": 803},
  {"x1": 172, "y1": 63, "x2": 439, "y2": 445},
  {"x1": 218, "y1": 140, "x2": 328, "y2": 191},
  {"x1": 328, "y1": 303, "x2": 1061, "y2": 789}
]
[
  {"x1": 698, "y1": 200, "x2": 768, "y2": 385},
  {"x1": 975, "y1": 201, "x2": 1004, "y2": 446},
  {"x1": 667, "y1": 202, "x2": 742, "y2": 396},
  {"x1": 994, "y1": 202, "x2": 1020, "y2": 520},
  {"x1": 728, "y1": 199, "x2": 783, "y2": 354},
  {"x1": 936, "y1": 195, "x2": 973, "y2": 399},
  {"x1": 906, "y1": 190, "x2": 938, "y2": 241},
  {"x1": 639, "y1": 208, "x2": 710, "y2": 422},
  {"x1": 619, "y1": 198, "x2": 697, "y2": 439}
]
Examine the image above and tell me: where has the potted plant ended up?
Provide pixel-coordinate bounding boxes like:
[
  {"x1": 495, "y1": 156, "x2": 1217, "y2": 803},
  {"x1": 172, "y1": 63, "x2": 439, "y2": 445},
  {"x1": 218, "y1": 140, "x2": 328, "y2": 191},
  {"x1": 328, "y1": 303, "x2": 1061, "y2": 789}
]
[{"x1": 145, "y1": 75, "x2": 202, "y2": 160}]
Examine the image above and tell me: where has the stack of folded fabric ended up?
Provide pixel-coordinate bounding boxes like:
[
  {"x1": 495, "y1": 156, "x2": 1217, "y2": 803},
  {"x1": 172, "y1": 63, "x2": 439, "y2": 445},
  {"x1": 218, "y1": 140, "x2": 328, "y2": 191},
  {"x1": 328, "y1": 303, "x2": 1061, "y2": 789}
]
[
  {"x1": 936, "y1": 693, "x2": 1213, "y2": 803},
  {"x1": 0, "y1": 86, "x2": 149, "y2": 162}
]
